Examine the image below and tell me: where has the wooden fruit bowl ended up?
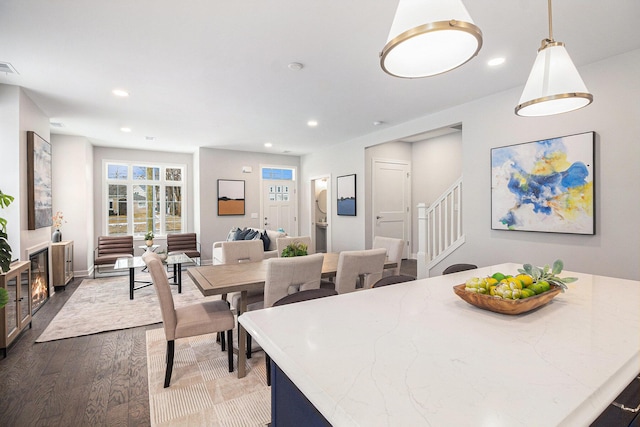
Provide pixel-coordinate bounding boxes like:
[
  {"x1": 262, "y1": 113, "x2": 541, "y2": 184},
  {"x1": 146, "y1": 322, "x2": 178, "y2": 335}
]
[{"x1": 452, "y1": 283, "x2": 562, "y2": 315}]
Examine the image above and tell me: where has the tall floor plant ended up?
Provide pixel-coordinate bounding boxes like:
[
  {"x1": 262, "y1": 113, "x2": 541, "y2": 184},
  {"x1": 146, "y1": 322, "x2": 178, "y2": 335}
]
[{"x1": 0, "y1": 189, "x2": 15, "y2": 308}]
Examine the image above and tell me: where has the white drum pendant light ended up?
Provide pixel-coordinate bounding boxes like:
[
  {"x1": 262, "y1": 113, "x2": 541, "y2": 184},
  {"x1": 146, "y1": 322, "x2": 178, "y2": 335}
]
[
  {"x1": 515, "y1": 0, "x2": 593, "y2": 116},
  {"x1": 380, "y1": 0, "x2": 483, "y2": 78}
]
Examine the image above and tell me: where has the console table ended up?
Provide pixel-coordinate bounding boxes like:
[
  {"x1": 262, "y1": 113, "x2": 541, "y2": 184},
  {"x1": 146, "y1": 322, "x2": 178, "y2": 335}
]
[{"x1": 52, "y1": 240, "x2": 73, "y2": 290}]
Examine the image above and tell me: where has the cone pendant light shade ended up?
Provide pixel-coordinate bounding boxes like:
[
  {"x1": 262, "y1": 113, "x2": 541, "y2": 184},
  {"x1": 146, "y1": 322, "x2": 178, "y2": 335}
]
[
  {"x1": 380, "y1": 0, "x2": 482, "y2": 78},
  {"x1": 515, "y1": 0, "x2": 593, "y2": 116}
]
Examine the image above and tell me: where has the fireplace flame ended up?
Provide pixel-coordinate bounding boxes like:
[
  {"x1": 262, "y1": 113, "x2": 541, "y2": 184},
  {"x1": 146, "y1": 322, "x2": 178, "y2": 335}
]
[{"x1": 32, "y1": 275, "x2": 47, "y2": 301}]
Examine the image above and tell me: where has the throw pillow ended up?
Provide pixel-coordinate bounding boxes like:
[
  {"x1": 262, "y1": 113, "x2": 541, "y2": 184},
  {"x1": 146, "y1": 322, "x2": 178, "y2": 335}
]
[
  {"x1": 227, "y1": 227, "x2": 239, "y2": 241},
  {"x1": 244, "y1": 229, "x2": 259, "y2": 240},
  {"x1": 259, "y1": 230, "x2": 270, "y2": 251},
  {"x1": 235, "y1": 227, "x2": 251, "y2": 240}
]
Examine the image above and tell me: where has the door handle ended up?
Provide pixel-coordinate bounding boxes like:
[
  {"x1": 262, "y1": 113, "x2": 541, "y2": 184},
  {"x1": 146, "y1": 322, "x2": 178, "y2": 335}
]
[{"x1": 376, "y1": 216, "x2": 383, "y2": 220}]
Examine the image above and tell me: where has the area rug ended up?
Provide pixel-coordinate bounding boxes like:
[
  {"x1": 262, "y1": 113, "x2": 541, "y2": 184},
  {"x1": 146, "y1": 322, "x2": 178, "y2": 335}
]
[
  {"x1": 36, "y1": 272, "x2": 221, "y2": 342},
  {"x1": 146, "y1": 328, "x2": 271, "y2": 426}
]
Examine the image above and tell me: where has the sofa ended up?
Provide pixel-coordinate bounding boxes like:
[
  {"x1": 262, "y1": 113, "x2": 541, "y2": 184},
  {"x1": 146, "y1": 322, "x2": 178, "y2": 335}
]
[{"x1": 212, "y1": 227, "x2": 286, "y2": 264}]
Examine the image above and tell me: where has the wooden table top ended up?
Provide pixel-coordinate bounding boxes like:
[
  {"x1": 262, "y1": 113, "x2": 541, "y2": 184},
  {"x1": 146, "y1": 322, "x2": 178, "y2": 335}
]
[{"x1": 187, "y1": 252, "x2": 396, "y2": 296}]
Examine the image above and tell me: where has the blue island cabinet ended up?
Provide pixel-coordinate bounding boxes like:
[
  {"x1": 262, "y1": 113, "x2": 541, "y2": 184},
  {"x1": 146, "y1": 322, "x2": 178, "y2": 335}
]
[{"x1": 271, "y1": 361, "x2": 331, "y2": 427}]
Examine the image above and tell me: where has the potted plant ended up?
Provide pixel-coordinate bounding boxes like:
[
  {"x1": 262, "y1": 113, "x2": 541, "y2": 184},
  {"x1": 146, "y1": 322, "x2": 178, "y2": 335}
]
[
  {"x1": 1, "y1": 189, "x2": 15, "y2": 309},
  {"x1": 144, "y1": 231, "x2": 154, "y2": 247},
  {"x1": 281, "y1": 242, "x2": 308, "y2": 257}
]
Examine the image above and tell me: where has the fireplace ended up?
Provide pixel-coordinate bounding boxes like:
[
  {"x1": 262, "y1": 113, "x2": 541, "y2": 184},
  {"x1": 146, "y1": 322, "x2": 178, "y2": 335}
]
[{"x1": 29, "y1": 248, "x2": 49, "y2": 314}]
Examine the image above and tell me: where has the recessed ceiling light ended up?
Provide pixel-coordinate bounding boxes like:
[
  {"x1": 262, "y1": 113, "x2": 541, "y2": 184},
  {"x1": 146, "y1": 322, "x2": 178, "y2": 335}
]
[
  {"x1": 50, "y1": 121, "x2": 64, "y2": 128},
  {"x1": 487, "y1": 57, "x2": 505, "y2": 67},
  {"x1": 145, "y1": 136, "x2": 155, "y2": 141},
  {"x1": 264, "y1": 142, "x2": 273, "y2": 148},
  {"x1": 120, "y1": 127, "x2": 132, "y2": 132},
  {"x1": 288, "y1": 62, "x2": 304, "y2": 71},
  {"x1": 307, "y1": 120, "x2": 318, "y2": 127},
  {"x1": 112, "y1": 89, "x2": 129, "y2": 97},
  {"x1": 373, "y1": 121, "x2": 384, "y2": 126}
]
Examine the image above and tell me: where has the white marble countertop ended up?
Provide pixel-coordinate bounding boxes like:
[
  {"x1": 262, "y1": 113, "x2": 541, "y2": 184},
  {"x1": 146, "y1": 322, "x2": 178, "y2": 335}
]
[{"x1": 239, "y1": 263, "x2": 640, "y2": 426}]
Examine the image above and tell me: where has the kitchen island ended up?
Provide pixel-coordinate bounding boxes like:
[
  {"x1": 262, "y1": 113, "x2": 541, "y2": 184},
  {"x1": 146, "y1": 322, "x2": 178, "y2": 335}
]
[{"x1": 239, "y1": 263, "x2": 640, "y2": 426}]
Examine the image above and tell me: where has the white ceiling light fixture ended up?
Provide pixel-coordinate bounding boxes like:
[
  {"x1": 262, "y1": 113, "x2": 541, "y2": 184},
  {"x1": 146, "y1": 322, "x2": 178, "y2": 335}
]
[
  {"x1": 307, "y1": 120, "x2": 318, "y2": 127},
  {"x1": 264, "y1": 142, "x2": 273, "y2": 148},
  {"x1": 120, "y1": 127, "x2": 131, "y2": 133},
  {"x1": 515, "y1": 0, "x2": 593, "y2": 117},
  {"x1": 112, "y1": 89, "x2": 129, "y2": 97},
  {"x1": 380, "y1": 0, "x2": 483, "y2": 78},
  {"x1": 487, "y1": 57, "x2": 505, "y2": 67}
]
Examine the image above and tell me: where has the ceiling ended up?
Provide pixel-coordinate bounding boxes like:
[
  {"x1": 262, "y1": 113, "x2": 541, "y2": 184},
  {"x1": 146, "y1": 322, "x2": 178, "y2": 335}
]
[{"x1": 1, "y1": 1, "x2": 639, "y2": 155}]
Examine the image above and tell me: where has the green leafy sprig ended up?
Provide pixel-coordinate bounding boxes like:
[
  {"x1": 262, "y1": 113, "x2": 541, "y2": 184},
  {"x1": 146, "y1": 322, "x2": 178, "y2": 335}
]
[
  {"x1": 518, "y1": 259, "x2": 578, "y2": 292},
  {"x1": 281, "y1": 242, "x2": 308, "y2": 257}
]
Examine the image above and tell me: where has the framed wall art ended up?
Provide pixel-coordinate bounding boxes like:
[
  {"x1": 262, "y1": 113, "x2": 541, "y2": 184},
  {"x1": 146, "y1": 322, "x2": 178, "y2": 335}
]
[
  {"x1": 27, "y1": 131, "x2": 53, "y2": 230},
  {"x1": 337, "y1": 174, "x2": 356, "y2": 216},
  {"x1": 217, "y1": 179, "x2": 245, "y2": 216},
  {"x1": 491, "y1": 131, "x2": 595, "y2": 234}
]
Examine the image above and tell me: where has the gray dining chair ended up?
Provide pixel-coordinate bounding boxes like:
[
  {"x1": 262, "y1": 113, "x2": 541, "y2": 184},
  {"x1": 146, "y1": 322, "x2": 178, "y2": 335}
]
[
  {"x1": 143, "y1": 251, "x2": 234, "y2": 388},
  {"x1": 373, "y1": 236, "x2": 404, "y2": 277},
  {"x1": 333, "y1": 248, "x2": 387, "y2": 294}
]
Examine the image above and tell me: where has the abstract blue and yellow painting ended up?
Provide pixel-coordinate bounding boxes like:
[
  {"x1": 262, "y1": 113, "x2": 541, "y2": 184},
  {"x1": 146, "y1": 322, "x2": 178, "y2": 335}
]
[{"x1": 491, "y1": 132, "x2": 594, "y2": 234}]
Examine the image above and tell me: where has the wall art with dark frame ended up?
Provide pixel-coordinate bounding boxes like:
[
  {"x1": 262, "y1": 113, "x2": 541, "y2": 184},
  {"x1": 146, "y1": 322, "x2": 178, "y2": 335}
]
[
  {"x1": 337, "y1": 174, "x2": 356, "y2": 216},
  {"x1": 491, "y1": 131, "x2": 595, "y2": 235},
  {"x1": 217, "y1": 179, "x2": 245, "y2": 216},
  {"x1": 27, "y1": 131, "x2": 53, "y2": 229}
]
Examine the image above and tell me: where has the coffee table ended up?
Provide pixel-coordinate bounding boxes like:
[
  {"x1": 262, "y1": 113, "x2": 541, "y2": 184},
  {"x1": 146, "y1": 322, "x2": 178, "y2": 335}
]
[{"x1": 114, "y1": 253, "x2": 192, "y2": 299}]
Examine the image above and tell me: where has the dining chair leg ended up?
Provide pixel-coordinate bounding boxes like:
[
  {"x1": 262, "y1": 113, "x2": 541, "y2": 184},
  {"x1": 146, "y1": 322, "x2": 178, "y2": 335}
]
[
  {"x1": 220, "y1": 331, "x2": 226, "y2": 352},
  {"x1": 227, "y1": 329, "x2": 234, "y2": 372},
  {"x1": 246, "y1": 334, "x2": 252, "y2": 359},
  {"x1": 165, "y1": 340, "x2": 175, "y2": 388}
]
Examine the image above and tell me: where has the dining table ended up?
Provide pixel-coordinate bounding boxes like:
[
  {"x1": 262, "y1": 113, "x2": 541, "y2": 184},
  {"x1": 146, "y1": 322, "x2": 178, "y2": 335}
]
[
  {"x1": 187, "y1": 252, "x2": 397, "y2": 378},
  {"x1": 239, "y1": 263, "x2": 640, "y2": 426}
]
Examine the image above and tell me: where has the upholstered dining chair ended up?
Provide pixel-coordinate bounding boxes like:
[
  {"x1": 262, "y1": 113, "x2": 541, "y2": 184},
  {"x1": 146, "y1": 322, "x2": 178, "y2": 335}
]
[
  {"x1": 372, "y1": 274, "x2": 416, "y2": 288},
  {"x1": 166, "y1": 233, "x2": 201, "y2": 265},
  {"x1": 142, "y1": 251, "x2": 234, "y2": 388},
  {"x1": 264, "y1": 287, "x2": 338, "y2": 385},
  {"x1": 243, "y1": 253, "x2": 325, "y2": 359},
  {"x1": 276, "y1": 236, "x2": 314, "y2": 257},
  {"x1": 332, "y1": 248, "x2": 387, "y2": 294},
  {"x1": 442, "y1": 263, "x2": 478, "y2": 275},
  {"x1": 218, "y1": 240, "x2": 265, "y2": 355},
  {"x1": 373, "y1": 236, "x2": 404, "y2": 277}
]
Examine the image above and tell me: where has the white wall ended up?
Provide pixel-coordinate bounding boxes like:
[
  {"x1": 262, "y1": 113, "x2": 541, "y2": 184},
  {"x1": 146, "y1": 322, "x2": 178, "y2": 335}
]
[
  {"x1": 18, "y1": 89, "x2": 51, "y2": 259},
  {"x1": 197, "y1": 147, "x2": 300, "y2": 262},
  {"x1": 301, "y1": 49, "x2": 640, "y2": 280},
  {"x1": 0, "y1": 85, "x2": 21, "y2": 260},
  {"x1": 51, "y1": 134, "x2": 94, "y2": 275}
]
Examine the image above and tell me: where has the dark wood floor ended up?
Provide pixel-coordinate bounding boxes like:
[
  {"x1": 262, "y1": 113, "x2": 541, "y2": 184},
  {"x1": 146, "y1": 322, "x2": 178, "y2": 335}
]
[
  {"x1": 0, "y1": 260, "x2": 419, "y2": 426},
  {"x1": 0, "y1": 276, "x2": 155, "y2": 427}
]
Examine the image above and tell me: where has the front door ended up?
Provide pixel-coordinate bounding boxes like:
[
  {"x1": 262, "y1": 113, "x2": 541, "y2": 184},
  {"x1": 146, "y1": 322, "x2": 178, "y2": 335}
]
[
  {"x1": 372, "y1": 159, "x2": 411, "y2": 258},
  {"x1": 262, "y1": 167, "x2": 297, "y2": 235}
]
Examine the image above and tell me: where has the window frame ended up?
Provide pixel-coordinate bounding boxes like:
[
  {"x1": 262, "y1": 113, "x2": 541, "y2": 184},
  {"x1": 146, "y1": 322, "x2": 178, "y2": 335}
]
[{"x1": 103, "y1": 160, "x2": 187, "y2": 238}]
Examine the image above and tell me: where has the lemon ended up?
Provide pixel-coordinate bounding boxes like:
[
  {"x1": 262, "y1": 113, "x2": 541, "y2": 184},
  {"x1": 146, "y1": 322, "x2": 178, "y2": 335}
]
[
  {"x1": 492, "y1": 272, "x2": 505, "y2": 282},
  {"x1": 486, "y1": 277, "x2": 498, "y2": 286},
  {"x1": 516, "y1": 274, "x2": 533, "y2": 286}
]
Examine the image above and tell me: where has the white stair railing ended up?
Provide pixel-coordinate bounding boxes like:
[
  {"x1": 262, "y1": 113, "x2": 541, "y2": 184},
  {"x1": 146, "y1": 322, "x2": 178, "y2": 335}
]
[{"x1": 417, "y1": 177, "x2": 465, "y2": 278}]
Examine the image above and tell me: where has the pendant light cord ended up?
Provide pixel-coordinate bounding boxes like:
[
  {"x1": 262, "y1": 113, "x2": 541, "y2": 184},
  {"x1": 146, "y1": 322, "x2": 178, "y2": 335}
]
[{"x1": 547, "y1": 0, "x2": 554, "y2": 41}]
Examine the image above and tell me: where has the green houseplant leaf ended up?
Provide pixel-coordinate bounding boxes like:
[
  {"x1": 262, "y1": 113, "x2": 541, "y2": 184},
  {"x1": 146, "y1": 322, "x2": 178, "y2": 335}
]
[
  {"x1": 281, "y1": 242, "x2": 308, "y2": 257},
  {"x1": 0, "y1": 189, "x2": 14, "y2": 274}
]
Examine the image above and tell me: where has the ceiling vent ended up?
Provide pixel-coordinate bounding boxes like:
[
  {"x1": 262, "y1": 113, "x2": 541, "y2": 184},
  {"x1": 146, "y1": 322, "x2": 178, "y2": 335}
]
[
  {"x1": 50, "y1": 122, "x2": 64, "y2": 128},
  {"x1": 0, "y1": 62, "x2": 19, "y2": 74}
]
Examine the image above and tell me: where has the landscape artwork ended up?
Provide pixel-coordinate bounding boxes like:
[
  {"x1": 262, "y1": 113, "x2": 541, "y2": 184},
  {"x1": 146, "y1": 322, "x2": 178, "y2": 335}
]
[
  {"x1": 337, "y1": 174, "x2": 356, "y2": 216},
  {"x1": 491, "y1": 132, "x2": 595, "y2": 234},
  {"x1": 218, "y1": 179, "x2": 245, "y2": 216},
  {"x1": 27, "y1": 131, "x2": 53, "y2": 229}
]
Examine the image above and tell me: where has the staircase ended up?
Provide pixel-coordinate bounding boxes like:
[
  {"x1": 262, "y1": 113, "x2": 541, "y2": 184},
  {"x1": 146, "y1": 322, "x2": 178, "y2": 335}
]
[{"x1": 417, "y1": 177, "x2": 464, "y2": 278}]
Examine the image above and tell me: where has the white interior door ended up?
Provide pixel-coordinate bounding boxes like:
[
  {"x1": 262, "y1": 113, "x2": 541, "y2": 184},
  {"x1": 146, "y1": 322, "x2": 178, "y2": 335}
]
[
  {"x1": 262, "y1": 171, "x2": 297, "y2": 234},
  {"x1": 372, "y1": 159, "x2": 411, "y2": 258}
]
